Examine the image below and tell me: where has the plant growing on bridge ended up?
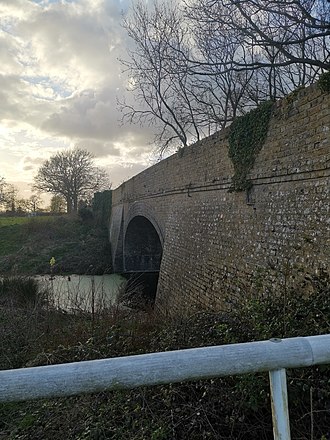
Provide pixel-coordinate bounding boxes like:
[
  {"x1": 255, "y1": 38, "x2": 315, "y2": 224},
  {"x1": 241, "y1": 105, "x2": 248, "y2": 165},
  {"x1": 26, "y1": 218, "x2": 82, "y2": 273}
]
[
  {"x1": 228, "y1": 100, "x2": 274, "y2": 191},
  {"x1": 318, "y1": 70, "x2": 330, "y2": 93}
]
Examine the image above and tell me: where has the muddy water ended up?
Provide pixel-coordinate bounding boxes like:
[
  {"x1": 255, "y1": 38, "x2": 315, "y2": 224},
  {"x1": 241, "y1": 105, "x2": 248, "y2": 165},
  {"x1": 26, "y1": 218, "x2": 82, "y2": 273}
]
[{"x1": 36, "y1": 274, "x2": 127, "y2": 313}]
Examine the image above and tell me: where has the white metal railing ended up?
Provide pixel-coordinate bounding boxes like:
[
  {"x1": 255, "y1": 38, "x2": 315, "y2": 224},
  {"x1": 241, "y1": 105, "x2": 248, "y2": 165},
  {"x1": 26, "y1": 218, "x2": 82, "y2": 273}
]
[{"x1": 1, "y1": 334, "x2": 330, "y2": 440}]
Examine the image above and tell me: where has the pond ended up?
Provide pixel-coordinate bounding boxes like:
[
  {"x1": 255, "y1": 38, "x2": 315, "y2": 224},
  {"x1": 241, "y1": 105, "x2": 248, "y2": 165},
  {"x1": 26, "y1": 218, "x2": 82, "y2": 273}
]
[{"x1": 36, "y1": 274, "x2": 127, "y2": 313}]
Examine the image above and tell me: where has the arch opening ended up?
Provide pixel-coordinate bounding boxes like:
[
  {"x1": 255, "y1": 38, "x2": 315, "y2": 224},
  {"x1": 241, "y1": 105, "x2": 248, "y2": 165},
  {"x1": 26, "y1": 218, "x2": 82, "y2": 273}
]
[
  {"x1": 124, "y1": 215, "x2": 163, "y2": 273},
  {"x1": 123, "y1": 215, "x2": 163, "y2": 307}
]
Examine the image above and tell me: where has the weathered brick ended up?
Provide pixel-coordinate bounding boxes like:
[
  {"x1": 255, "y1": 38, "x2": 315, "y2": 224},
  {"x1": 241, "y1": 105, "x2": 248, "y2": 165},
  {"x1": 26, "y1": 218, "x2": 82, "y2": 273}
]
[{"x1": 110, "y1": 83, "x2": 330, "y2": 315}]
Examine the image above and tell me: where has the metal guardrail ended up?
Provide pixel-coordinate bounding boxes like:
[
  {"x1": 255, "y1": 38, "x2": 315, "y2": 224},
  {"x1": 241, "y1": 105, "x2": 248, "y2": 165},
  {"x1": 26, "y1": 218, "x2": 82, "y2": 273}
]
[{"x1": 1, "y1": 334, "x2": 330, "y2": 439}]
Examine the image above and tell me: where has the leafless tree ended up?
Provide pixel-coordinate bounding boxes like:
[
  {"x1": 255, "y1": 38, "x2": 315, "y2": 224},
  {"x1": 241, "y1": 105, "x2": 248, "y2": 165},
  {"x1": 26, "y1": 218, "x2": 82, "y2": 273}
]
[
  {"x1": 121, "y1": 0, "x2": 329, "y2": 152},
  {"x1": 185, "y1": 0, "x2": 329, "y2": 95},
  {"x1": 0, "y1": 177, "x2": 6, "y2": 208},
  {"x1": 0, "y1": 178, "x2": 19, "y2": 212},
  {"x1": 120, "y1": 1, "x2": 212, "y2": 153},
  {"x1": 34, "y1": 148, "x2": 111, "y2": 213},
  {"x1": 28, "y1": 194, "x2": 43, "y2": 212}
]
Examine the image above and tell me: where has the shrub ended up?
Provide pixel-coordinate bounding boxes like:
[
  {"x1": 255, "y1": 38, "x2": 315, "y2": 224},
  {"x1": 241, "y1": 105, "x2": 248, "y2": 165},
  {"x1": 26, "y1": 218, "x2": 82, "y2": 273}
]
[
  {"x1": 78, "y1": 206, "x2": 94, "y2": 222},
  {"x1": 0, "y1": 276, "x2": 47, "y2": 308}
]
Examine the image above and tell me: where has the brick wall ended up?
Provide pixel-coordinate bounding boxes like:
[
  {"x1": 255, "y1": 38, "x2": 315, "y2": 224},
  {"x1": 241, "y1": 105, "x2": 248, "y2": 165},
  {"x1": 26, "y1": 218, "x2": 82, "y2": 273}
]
[{"x1": 111, "y1": 83, "x2": 329, "y2": 315}]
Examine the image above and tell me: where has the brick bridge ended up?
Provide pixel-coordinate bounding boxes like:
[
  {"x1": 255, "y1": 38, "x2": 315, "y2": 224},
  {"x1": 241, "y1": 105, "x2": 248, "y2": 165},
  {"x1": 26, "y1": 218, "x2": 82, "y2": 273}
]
[{"x1": 109, "y1": 84, "x2": 329, "y2": 315}]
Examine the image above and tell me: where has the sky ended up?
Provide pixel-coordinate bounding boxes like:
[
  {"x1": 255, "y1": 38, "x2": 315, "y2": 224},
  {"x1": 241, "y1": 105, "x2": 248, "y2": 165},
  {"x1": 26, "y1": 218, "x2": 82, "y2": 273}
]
[{"x1": 0, "y1": 0, "x2": 157, "y2": 203}]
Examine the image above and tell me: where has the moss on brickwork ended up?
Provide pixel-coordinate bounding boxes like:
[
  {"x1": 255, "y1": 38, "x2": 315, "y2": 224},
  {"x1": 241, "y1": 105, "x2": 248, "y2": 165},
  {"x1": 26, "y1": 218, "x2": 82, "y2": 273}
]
[{"x1": 228, "y1": 101, "x2": 274, "y2": 191}]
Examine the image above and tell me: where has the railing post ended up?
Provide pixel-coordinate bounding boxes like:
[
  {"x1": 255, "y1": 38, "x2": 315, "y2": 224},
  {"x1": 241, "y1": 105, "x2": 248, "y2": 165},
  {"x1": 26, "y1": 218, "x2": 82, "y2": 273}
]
[{"x1": 269, "y1": 368, "x2": 291, "y2": 440}]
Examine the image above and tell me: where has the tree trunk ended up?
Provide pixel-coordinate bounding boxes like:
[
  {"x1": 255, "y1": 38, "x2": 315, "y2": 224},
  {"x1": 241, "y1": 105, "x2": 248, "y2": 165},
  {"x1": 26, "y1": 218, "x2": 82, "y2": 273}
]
[
  {"x1": 73, "y1": 195, "x2": 78, "y2": 212},
  {"x1": 66, "y1": 197, "x2": 73, "y2": 214}
]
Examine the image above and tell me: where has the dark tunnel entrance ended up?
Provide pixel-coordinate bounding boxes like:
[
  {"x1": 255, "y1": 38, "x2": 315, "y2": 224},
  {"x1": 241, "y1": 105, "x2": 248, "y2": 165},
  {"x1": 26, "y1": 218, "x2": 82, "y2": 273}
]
[
  {"x1": 124, "y1": 215, "x2": 162, "y2": 273},
  {"x1": 123, "y1": 216, "x2": 163, "y2": 307}
]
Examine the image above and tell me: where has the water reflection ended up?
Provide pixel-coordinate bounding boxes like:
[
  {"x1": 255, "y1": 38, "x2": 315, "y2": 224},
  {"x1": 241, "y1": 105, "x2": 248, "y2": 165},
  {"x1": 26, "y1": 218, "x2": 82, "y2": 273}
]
[{"x1": 36, "y1": 274, "x2": 127, "y2": 313}]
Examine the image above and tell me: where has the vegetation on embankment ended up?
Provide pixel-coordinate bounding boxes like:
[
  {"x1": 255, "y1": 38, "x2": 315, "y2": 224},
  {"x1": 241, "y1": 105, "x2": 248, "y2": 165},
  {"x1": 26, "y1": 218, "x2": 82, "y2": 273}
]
[
  {"x1": 0, "y1": 269, "x2": 329, "y2": 439},
  {"x1": 0, "y1": 214, "x2": 112, "y2": 275}
]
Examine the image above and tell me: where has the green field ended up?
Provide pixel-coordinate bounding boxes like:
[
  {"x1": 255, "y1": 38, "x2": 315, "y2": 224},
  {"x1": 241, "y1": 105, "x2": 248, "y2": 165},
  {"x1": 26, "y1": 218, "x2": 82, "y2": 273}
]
[
  {"x1": 0, "y1": 216, "x2": 51, "y2": 257},
  {"x1": 0, "y1": 215, "x2": 111, "y2": 275},
  {"x1": 0, "y1": 216, "x2": 34, "y2": 227}
]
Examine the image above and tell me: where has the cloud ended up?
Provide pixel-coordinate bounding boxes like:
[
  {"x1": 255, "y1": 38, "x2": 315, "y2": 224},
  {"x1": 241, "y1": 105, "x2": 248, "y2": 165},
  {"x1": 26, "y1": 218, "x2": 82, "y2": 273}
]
[
  {"x1": 0, "y1": 34, "x2": 21, "y2": 74},
  {"x1": 17, "y1": 0, "x2": 127, "y2": 88},
  {"x1": 0, "y1": 0, "x2": 159, "y2": 190},
  {"x1": 41, "y1": 85, "x2": 156, "y2": 146},
  {"x1": 109, "y1": 162, "x2": 150, "y2": 188},
  {"x1": 75, "y1": 138, "x2": 121, "y2": 157},
  {"x1": 22, "y1": 155, "x2": 45, "y2": 171}
]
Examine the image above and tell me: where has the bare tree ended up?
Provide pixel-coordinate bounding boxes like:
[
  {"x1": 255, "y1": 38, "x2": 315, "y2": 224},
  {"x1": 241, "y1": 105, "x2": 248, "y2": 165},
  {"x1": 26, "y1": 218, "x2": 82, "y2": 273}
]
[
  {"x1": 121, "y1": 0, "x2": 329, "y2": 152},
  {"x1": 184, "y1": 0, "x2": 329, "y2": 90},
  {"x1": 0, "y1": 177, "x2": 6, "y2": 209},
  {"x1": 34, "y1": 148, "x2": 111, "y2": 213},
  {"x1": 28, "y1": 194, "x2": 43, "y2": 213},
  {"x1": 0, "y1": 182, "x2": 19, "y2": 212},
  {"x1": 120, "y1": 0, "x2": 210, "y2": 153}
]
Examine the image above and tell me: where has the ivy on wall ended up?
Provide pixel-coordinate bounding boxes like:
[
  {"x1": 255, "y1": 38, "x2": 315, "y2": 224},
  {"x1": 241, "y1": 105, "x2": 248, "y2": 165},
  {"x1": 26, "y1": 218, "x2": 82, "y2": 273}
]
[
  {"x1": 318, "y1": 71, "x2": 330, "y2": 93},
  {"x1": 93, "y1": 190, "x2": 112, "y2": 225},
  {"x1": 228, "y1": 101, "x2": 274, "y2": 191}
]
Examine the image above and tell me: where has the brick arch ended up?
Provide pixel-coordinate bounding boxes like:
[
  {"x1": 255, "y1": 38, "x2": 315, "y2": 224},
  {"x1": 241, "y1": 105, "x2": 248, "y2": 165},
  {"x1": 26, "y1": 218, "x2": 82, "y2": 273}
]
[
  {"x1": 124, "y1": 201, "x2": 165, "y2": 246},
  {"x1": 123, "y1": 202, "x2": 165, "y2": 273}
]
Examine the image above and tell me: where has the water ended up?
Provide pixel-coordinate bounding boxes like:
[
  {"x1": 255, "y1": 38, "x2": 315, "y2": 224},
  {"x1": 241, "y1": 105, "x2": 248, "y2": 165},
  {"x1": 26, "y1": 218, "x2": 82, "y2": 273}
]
[{"x1": 36, "y1": 274, "x2": 127, "y2": 313}]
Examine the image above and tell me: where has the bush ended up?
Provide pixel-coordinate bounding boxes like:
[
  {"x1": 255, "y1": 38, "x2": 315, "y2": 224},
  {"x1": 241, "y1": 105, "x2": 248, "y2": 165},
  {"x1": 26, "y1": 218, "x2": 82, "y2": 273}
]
[
  {"x1": 0, "y1": 276, "x2": 49, "y2": 369},
  {"x1": 78, "y1": 206, "x2": 94, "y2": 222},
  {"x1": 0, "y1": 276, "x2": 47, "y2": 308}
]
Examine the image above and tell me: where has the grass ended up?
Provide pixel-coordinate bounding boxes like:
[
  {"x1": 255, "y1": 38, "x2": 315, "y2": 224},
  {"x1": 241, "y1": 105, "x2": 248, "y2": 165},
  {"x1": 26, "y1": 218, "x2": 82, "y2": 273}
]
[
  {"x1": 0, "y1": 216, "x2": 54, "y2": 227},
  {"x1": 0, "y1": 224, "x2": 25, "y2": 256},
  {"x1": 0, "y1": 276, "x2": 46, "y2": 308},
  {"x1": 0, "y1": 216, "x2": 54, "y2": 258},
  {"x1": 0, "y1": 215, "x2": 111, "y2": 275},
  {"x1": 0, "y1": 217, "x2": 32, "y2": 227}
]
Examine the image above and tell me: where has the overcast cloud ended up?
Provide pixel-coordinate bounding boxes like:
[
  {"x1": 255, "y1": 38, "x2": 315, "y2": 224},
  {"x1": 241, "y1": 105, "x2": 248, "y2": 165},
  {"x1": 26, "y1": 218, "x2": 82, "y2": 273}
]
[{"x1": 0, "y1": 0, "x2": 157, "y2": 201}]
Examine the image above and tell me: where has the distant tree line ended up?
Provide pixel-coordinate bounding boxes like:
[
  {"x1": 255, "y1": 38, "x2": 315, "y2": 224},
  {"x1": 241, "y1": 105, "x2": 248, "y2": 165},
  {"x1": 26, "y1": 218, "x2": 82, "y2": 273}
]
[
  {"x1": 0, "y1": 176, "x2": 42, "y2": 214},
  {"x1": 0, "y1": 176, "x2": 66, "y2": 215},
  {"x1": 120, "y1": 0, "x2": 330, "y2": 152}
]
